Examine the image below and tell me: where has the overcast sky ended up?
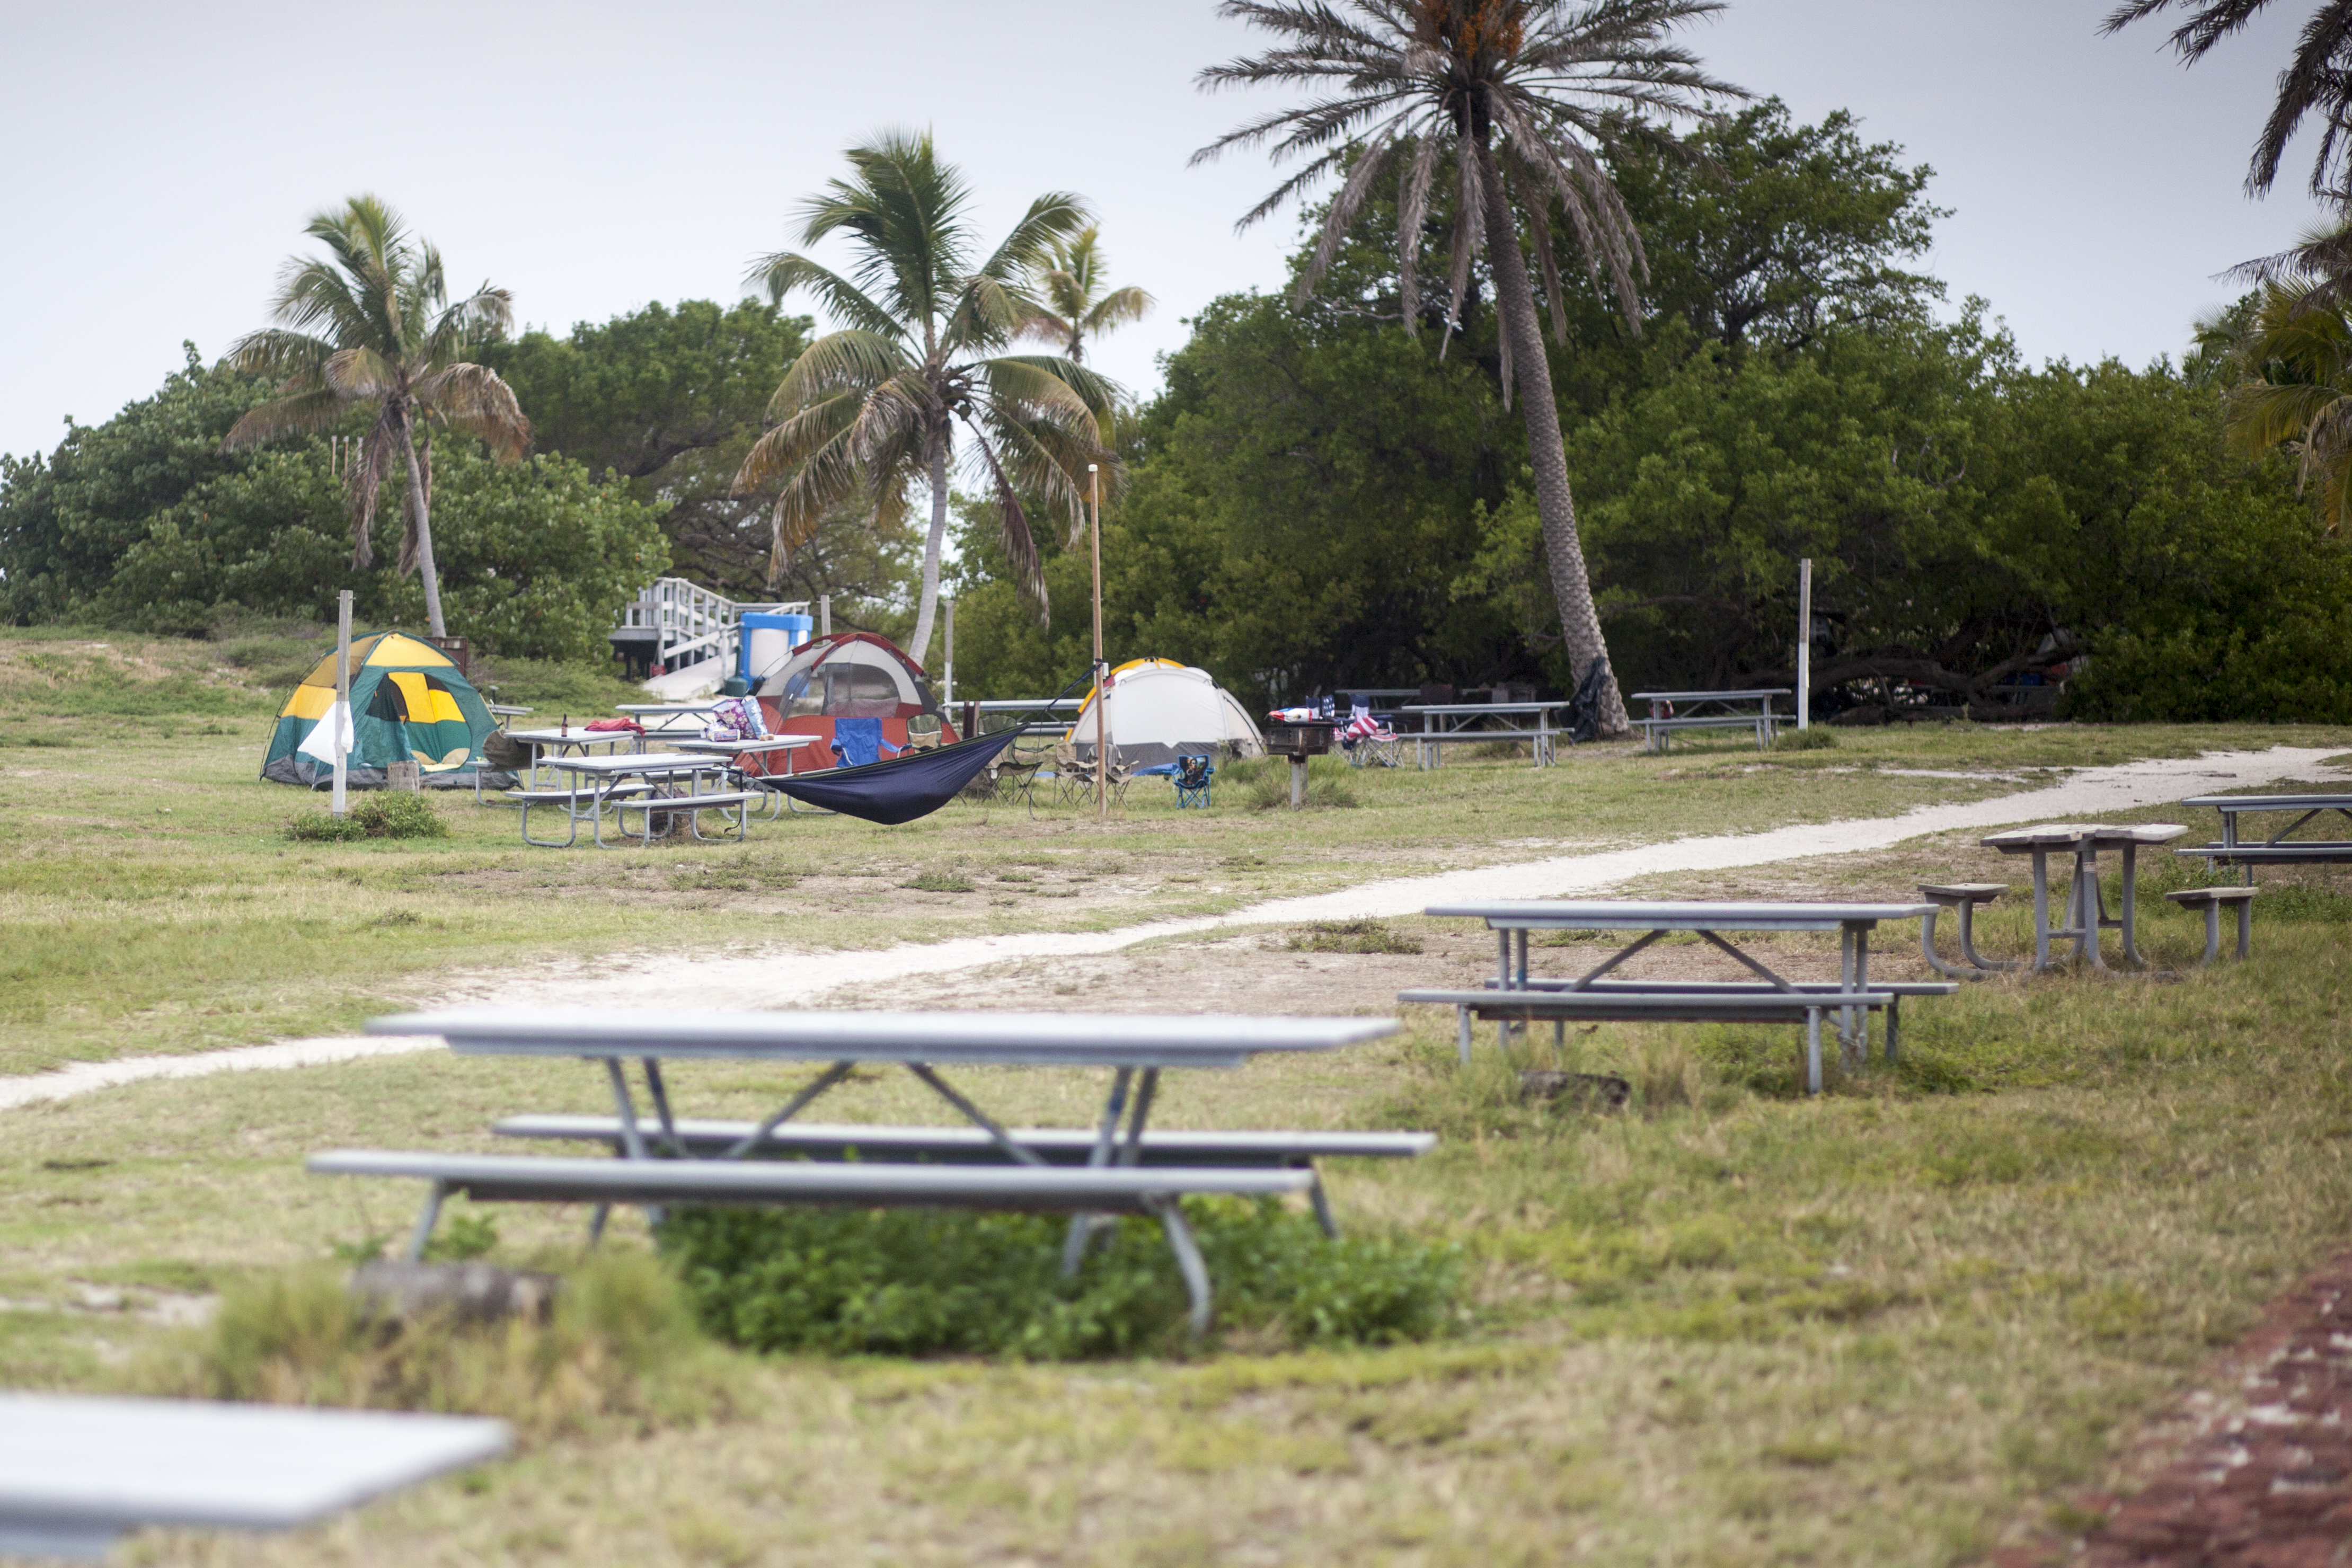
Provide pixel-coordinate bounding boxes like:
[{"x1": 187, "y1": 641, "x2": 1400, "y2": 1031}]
[{"x1": 0, "y1": 0, "x2": 2329, "y2": 465}]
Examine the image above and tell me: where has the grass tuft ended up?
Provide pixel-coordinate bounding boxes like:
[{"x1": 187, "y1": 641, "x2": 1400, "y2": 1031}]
[
  {"x1": 1772, "y1": 727, "x2": 1839, "y2": 751},
  {"x1": 1287, "y1": 919, "x2": 1424, "y2": 955},
  {"x1": 285, "y1": 792, "x2": 448, "y2": 842}
]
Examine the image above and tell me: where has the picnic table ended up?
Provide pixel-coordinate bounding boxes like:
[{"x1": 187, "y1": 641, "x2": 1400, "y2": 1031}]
[
  {"x1": 1397, "y1": 701, "x2": 1578, "y2": 768},
  {"x1": 334, "y1": 1008, "x2": 1412, "y2": 1332},
  {"x1": 2176, "y1": 794, "x2": 2352, "y2": 882},
  {"x1": 1627, "y1": 689, "x2": 1790, "y2": 753},
  {"x1": 673, "y1": 734, "x2": 819, "y2": 820},
  {"x1": 1408, "y1": 899, "x2": 1946, "y2": 1093},
  {"x1": 0, "y1": 1393, "x2": 506, "y2": 1560},
  {"x1": 1978, "y1": 823, "x2": 2186, "y2": 971},
  {"x1": 521, "y1": 752, "x2": 764, "y2": 848}
]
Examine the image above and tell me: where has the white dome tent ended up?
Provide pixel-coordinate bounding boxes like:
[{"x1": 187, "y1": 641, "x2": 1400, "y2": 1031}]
[{"x1": 1067, "y1": 659, "x2": 1266, "y2": 768}]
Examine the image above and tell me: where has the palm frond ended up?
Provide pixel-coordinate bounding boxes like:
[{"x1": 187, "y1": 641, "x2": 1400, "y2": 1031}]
[
  {"x1": 768, "y1": 330, "x2": 913, "y2": 420},
  {"x1": 219, "y1": 386, "x2": 346, "y2": 452},
  {"x1": 412, "y1": 362, "x2": 532, "y2": 460},
  {"x1": 959, "y1": 421, "x2": 1050, "y2": 623}
]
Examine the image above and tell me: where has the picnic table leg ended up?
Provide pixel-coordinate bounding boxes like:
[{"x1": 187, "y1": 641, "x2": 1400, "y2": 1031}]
[
  {"x1": 720, "y1": 1061, "x2": 859, "y2": 1158},
  {"x1": 1516, "y1": 929, "x2": 1530, "y2": 988},
  {"x1": 1805, "y1": 1009, "x2": 1823, "y2": 1096},
  {"x1": 2031, "y1": 851, "x2": 2053, "y2": 972},
  {"x1": 2076, "y1": 844, "x2": 2108, "y2": 971},
  {"x1": 640, "y1": 1058, "x2": 683, "y2": 1157},
  {"x1": 2236, "y1": 897, "x2": 2253, "y2": 960},
  {"x1": 1836, "y1": 928, "x2": 1856, "y2": 1066},
  {"x1": 403, "y1": 1180, "x2": 449, "y2": 1262},
  {"x1": 1060, "y1": 1069, "x2": 1136, "y2": 1275},
  {"x1": 1149, "y1": 1197, "x2": 1215, "y2": 1337},
  {"x1": 602, "y1": 1058, "x2": 661, "y2": 1232},
  {"x1": 907, "y1": 1065, "x2": 1053, "y2": 1168},
  {"x1": 2197, "y1": 903, "x2": 2222, "y2": 966},
  {"x1": 1117, "y1": 1069, "x2": 1161, "y2": 1164},
  {"x1": 1457, "y1": 1005, "x2": 1473, "y2": 1065},
  {"x1": 2119, "y1": 845, "x2": 2143, "y2": 967},
  {"x1": 1497, "y1": 930, "x2": 1513, "y2": 1053},
  {"x1": 1852, "y1": 926, "x2": 1871, "y2": 1065}
]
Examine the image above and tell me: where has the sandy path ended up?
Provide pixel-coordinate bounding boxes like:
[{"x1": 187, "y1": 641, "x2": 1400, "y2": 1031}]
[{"x1": 3, "y1": 743, "x2": 2339, "y2": 1111}]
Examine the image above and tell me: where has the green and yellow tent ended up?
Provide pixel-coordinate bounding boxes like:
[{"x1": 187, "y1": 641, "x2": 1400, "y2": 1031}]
[{"x1": 262, "y1": 632, "x2": 503, "y2": 790}]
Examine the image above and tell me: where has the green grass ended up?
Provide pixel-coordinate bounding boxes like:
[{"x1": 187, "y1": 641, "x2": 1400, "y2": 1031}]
[{"x1": 3, "y1": 626, "x2": 2352, "y2": 1562}]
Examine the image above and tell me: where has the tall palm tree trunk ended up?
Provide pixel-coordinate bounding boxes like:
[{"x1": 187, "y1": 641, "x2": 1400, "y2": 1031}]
[
  {"x1": 395, "y1": 405, "x2": 448, "y2": 639},
  {"x1": 908, "y1": 432, "x2": 951, "y2": 666},
  {"x1": 1475, "y1": 145, "x2": 1630, "y2": 737}
]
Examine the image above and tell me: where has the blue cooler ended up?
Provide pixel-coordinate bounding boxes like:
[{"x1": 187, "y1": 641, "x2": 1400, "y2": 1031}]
[{"x1": 740, "y1": 613, "x2": 813, "y2": 687}]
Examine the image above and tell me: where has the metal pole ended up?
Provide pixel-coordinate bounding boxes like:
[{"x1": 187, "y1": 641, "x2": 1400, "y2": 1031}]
[
  {"x1": 1090, "y1": 465, "x2": 1106, "y2": 820},
  {"x1": 1796, "y1": 558, "x2": 1812, "y2": 731},
  {"x1": 819, "y1": 595, "x2": 830, "y2": 637},
  {"x1": 331, "y1": 590, "x2": 352, "y2": 816},
  {"x1": 943, "y1": 598, "x2": 955, "y2": 707}
]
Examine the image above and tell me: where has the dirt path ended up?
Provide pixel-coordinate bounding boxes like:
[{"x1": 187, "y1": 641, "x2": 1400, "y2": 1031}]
[{"x1": 0, "y1": 743, "x2": 2338, "y2": 1111}]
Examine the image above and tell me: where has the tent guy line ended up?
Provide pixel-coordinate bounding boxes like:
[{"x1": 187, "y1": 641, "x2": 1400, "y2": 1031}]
[{"x1": 0, "y1": 744, "x2": 2336, "y2": 1114}]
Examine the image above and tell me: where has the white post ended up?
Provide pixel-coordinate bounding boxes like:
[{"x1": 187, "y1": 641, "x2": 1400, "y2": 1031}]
[
  {"x1": 943, "y1": 598, "x2": 956, "y2": 707},
  {"x1": 819, "y1": 595, "x2": 831, "y2": 637},
  {"x1": 1090, "y1": 465, "x2": 1106, "y2": 821},
  {"x1": 331, "y1": 590, "x2": 352, "y2": 815},
  {"x1": 1797, "y1": 558, "x2": 1812, "y2": 732}
]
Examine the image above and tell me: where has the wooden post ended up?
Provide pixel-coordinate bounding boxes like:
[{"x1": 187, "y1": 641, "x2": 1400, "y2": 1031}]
[
  {"x1": 1797, "y1": 558, "x2": 1812, "y2": 731},
  {"x1": 1090, "y1": 465, "x2": 1106, "y2": 820},
  {"x1": 331, "y1": 590, "x2": 352, "y2": 816},
  {"x1": 819, "y1": 596, "x2": 830, "y2": 637},
  {"x1": 943, "y1": 598, "x2": 956, "y2": 707}
]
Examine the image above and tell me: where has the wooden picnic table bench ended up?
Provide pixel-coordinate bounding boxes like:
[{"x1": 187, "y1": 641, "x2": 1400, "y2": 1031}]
[
  {"x1": 1978, "y1": 823, "x2": 2185, "y2": 971},
  {"x1": 2176, "y1": 793, "x2": 2352, "y2": 883},
  {"x1": 1627, "y1": 689, "x2": 1790, "y2": 754},
  {"x1": 0, "y1": 1393, "x2": 506, "y2": 1561}
]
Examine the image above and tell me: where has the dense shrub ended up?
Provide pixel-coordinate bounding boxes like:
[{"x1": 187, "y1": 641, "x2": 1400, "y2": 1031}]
[
  {"x1": 662, "y1": 1197, "x2": 1458, "y2": 1359},
  {"x1": 285, "y1": 792, "x2": 447, "y2": 841}
]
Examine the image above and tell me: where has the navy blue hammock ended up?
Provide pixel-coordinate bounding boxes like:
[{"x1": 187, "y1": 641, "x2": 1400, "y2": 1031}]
[{"x1": 763, "y1": 723, "x2": 1040, "y2": 826}]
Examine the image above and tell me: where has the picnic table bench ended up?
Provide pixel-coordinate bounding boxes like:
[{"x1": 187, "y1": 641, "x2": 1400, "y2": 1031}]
[
  {"x1": 1414, "y1": 899, "x2": 1949, "y2": 1093},
  {"x1": 0, "y1": 1393, "x2": 506, "y2": 1561},
  {"x1": 1628, "y1": 689, "x2": 1790, "y2": 753},
  {"x1": 520, "y1": 753, "x2": 766, "y2": 848},
  {"x1": 2176, "y1": 794, "x2": 2352, "y2": 882},
  {"x1": 1397, "y1": 701, "x2": 1578, "y2": 768},
  {"x1": 337, "y1": 1008, "x2": 1416, "y2": 1334}
]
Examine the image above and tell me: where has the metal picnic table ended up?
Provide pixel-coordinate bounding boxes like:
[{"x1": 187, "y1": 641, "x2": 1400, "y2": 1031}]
[
  {"x1": 673, "y1": 734, "x2": 819, "y2": 819},
  {"x1": 2176, "y1": 794, "x2": 2352, "y2": 882},
  {"x1": 366, "y1": 1007, "x2": 1400, "y2": 1251},
  {"x1": 1978, "y1": 823, "x2": 2186, "y2": 972},
  {"x1": 0, "y1": 1393, "x2": 507, "y2": 1561},
  {"x1": 1628, "y1": 689, "x2": 1790, "y2": 753},
  {"x1": 540, "y1": 751, "x2": 756, "y2": 847},
  {"x1": 500, "y1": 725, "x2": 645, "y2": 789},
  {"x1": 1398, "y1": 701, "x2": 1578, "y2": 768},
  {"x1": 1426, "y1": 898, "x2": 1935, "y2": 1070}
]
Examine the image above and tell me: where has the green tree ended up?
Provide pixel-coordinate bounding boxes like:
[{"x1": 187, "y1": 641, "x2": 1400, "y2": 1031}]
[
  {"x1": 737, "y1": 131, "x2": 1119, "y2": 667},
  {"x1": 1194, "y1": 0, "x2": 1743, "y2": 734},
  {"x1": 222, "y1": 195, "x2": 531, "y2": 639}
]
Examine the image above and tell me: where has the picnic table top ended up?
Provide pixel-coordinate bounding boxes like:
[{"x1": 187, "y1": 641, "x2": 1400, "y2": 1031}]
[
  {"x1": 616, "y1": 703, "x2": 721, "y2": 715},
  {"x1": 1425, "y1": 899, "x2": 1935, "y2": 931},
  {"x1": 0, "y1": 1393, "x2": 507, "y2": 1552},
  {"x1": 1629, "y1": 688, "x2": 1791, "y2": 702},
  {"x1": 1979, "y1": 823, "x2": 2187, "y2": 849},
  {"x1": 540, "y1": 751, "x2": 730, "y2": 778},
  {"x1": 366, "y1": 1008, "x2": 1399, "y2": 1068},
  {"x1": 502, "y1": 727, "x2": 641, "y2": 746},
  {"x1": 673, "y1": 736, "x2": 817, "y2": 755},
  {"x1": 2178, "y1": 793, "x2": 2352, "y2": 812}
]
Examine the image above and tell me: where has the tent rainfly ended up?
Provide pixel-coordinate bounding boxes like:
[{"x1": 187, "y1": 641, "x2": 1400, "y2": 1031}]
[
  {"x1": 261, "y1": 633, "x2": 503, "y2": 790},
  {"x1": 1067, "y1": 659, "x2": 1267, "y2": 768}
]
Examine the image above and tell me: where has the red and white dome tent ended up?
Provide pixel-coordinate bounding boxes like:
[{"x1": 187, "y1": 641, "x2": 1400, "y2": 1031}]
[{"x1": 746, "y1": 631, "x2": 960, "y2": 776}]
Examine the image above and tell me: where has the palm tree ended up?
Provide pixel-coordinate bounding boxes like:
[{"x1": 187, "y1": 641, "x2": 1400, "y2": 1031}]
[
  {"x1": 2198, "y1": 264, "x2": 2352, "y2": 531},
  {"x1": 1019, "y1": 227, "x2": 1156, "y2": 363},
  {"x1": 222, "y1": 196, "x2": 529, "y2": 639},
  {"x1": 1018, "y1": 226, "x2": 1154, "y2": 542},
  {"x1": 2103, "y1": 1, "x2": 2352, "y2": 200},
  {"x1": 1194, "y1": 1, "x2": 1741, "y2": 736},
  {"x1": 736, "y1": 131, "x2": 1119, "y2": 666}
]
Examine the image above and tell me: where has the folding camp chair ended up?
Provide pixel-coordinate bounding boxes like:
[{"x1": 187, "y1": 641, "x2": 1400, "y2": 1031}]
[
  {"x1": 1340, "y1": 698, "x2": 1402, "y2": 768},
  {"x1": 1173, "y1": 754, "x2": 1214, "y2": 809}
]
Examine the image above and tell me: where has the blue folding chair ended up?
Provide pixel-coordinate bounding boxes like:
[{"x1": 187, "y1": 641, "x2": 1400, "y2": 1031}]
[
  {"x1": 829, "y1": 717, "x2": 905, "y2": 769},
  {"x1": 1174, "y1": 754, "x2": 1214, "y2": 809}
]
